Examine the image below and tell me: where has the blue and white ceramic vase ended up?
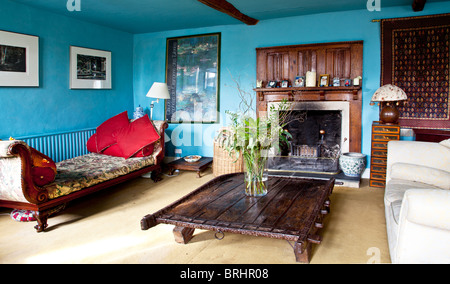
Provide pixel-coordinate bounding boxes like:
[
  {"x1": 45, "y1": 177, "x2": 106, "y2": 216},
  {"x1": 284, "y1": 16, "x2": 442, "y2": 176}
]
[
  {"x1": 339, "y1": 152, "x2": 367, "y2": 177},
  {"x1": 133, "y1": 105, "x2": 145, "y2": 119}
]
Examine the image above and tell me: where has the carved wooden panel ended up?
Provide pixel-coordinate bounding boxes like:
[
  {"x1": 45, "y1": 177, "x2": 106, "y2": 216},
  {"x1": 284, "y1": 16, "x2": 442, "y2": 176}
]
[
  {"x1": 255, "y1": 41, "x2": 363, "y2": 153},
  {"x1": 256, "y1": 41, "x2": 362, "y2": 86},
  {"x1": 297, "y1": 50, "x2": 317, "y2": 77},
  {"x1": 266, "y1": 52, "x2": 290, "y2": 81},
  {"x1": 326, "y1": 48, "x2": 351, "y2": 79}
]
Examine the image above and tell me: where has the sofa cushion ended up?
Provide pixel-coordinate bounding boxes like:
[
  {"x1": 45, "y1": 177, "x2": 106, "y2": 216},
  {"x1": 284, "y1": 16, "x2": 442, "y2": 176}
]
[
  {"x1": 439, "y1": 138, "x2": 450, "y2": 149},
  {"x1": 115, "y1": 115, "x2": 160, "y2": 159},
  {"x1": 390, "y1": 200, "x2": 403, "y2": 225},
  {"x1": 96, "y1": 111, "x2": 130, "y2": 152},
  {"x1": 86, "y1": 133, "x2": 98, "y2": 153},
  {"x1": 102, "y1": 143, "x2": 124, "y2": 157},
  {"x1": 384, "y1": 178, "x2": 442, "y2": 206},
  {"x1": 29, "y1": 147, "x2": 57, "y2": 186},
  {"x1": 102, "y1": 139, "x2": 154, "y2": 158},
  {"x1": 132, "y1": 144, "x2": 155, "y2": 158},
  {"x1": 391, "y1": 163, "x2": 450, "y2": 190},
  {"x1": 46, "y1": 152, "x2": 157, "y2": 199}
]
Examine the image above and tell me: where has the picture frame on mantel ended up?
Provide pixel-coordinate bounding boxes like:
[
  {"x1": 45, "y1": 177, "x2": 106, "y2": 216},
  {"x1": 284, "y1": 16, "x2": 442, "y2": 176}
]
[
  {"x1": 0, "y1": 30, "x2": 39, "y2": 87},
  {"x1": 70, "y1": 46, "x2": 111, "y2": 89},
  {"x1": 319, "y1": 74, "x2": 330, "y2": 87}
]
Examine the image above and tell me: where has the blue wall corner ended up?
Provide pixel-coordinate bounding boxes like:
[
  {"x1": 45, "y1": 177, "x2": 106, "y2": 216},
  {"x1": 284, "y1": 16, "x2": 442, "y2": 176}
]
[{"x1": 0, "y1": 0, "x2": 134, "y2": 139}]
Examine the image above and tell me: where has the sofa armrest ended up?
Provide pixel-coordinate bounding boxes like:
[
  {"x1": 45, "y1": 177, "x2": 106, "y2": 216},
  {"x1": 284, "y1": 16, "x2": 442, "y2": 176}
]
[
  {"x1": 0, "y1": 140, "x2": 49, "y2": 204},
  {"x1": 151, "y1": 120, "x2": 168, "y2": 164},
  {"x1": 0, "y1": 140, "x2": 25, "y2": 157},
  {"x1": 386, "y1": 140, "x2": 450, "y2": 183},
  {"x1": 394, "y1": 189, "x2": 450, "y2": 264}
]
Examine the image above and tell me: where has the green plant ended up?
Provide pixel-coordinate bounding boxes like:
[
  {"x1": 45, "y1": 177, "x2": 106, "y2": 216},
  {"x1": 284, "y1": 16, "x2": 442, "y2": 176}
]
[{"x1": 218, "y1": 79, "x2": 294, "y2": 196}]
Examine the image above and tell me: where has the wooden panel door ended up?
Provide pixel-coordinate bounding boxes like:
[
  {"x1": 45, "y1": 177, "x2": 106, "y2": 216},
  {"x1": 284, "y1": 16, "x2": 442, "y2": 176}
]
[
  {"x1": 266, "y1": 52, "x2": 290, "y2": 81},
  {"x1": 325, "y1": 48, "x2": 351, "y2": 79}
]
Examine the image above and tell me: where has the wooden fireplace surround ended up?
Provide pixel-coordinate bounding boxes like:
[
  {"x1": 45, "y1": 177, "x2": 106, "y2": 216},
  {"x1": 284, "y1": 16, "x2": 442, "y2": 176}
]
[{"x1": 255, "y1": 41, "x2": 363, "y2": 153}]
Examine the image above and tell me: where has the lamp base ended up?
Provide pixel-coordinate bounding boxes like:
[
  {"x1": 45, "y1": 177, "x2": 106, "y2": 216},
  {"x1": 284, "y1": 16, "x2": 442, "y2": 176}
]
[{"x1": 379, "y1": 104, "x2": 399, "y2": 124}]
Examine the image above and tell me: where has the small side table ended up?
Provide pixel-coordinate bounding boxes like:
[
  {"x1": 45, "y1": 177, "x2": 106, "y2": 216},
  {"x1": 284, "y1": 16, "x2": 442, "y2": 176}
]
[{"x1": 167, "y1": 157, "x2": 213, "y2": 178}]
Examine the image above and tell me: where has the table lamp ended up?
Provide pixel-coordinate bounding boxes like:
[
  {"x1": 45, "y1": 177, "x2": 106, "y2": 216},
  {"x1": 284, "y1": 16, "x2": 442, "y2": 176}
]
[
  {"x1": 146, "y1": 82, "x2": 170, "y2": 120},
  {"x1": 370, "y1": 84, "x2": 407, "y2": 124}
]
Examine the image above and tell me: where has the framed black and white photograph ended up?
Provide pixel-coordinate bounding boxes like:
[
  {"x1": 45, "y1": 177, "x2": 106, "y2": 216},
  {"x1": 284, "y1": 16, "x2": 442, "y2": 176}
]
[
  {"x1": 70, "y1": 46, "x2": 111, "y2": 89},
  {"x1": 0, "y1": 30, "x2": 39, "y2": 87}
]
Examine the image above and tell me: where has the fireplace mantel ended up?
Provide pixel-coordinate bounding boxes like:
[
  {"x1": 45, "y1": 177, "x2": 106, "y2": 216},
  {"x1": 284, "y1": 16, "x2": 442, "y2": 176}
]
[
  {"x1": 255, "y1": 41, "x2": 363, "y2": 153},
  {"x1": 255, "y1": 86, "x2": 361, "y2": 102}
]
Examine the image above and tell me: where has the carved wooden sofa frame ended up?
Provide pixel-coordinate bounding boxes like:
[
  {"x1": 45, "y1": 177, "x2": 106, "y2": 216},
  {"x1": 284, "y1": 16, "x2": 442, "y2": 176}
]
[{"x1": 0, "y1": 121, "x2": 168, "y2": 232}]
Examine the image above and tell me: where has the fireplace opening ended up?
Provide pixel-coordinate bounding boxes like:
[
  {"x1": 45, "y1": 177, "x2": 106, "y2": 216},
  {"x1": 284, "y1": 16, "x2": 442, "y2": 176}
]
[{"x1": 268, "y1": 102, "x2": 349, "y2": 174}]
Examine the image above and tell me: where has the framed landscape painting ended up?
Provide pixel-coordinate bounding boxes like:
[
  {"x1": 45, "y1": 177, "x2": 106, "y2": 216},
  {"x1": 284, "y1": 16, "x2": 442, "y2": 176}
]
[
  {"x1": 70, "y1": 46, "x2": 111, "y2": 89},
  {"x1": 165, "y1": 33, "x2": 221, "y2": 123},
  {"x1": 0, "y1": 30, "x2": 39, "y2": 87}
]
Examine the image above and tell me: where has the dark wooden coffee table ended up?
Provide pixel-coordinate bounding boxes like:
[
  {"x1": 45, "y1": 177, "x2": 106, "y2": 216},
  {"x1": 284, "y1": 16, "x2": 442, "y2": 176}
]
[
  {"x1": 141, "y1": 173, "x2": 334, "y2": 263},
  {"x1": 167, "y1": 157, "x2": 213, "y2": 178}
]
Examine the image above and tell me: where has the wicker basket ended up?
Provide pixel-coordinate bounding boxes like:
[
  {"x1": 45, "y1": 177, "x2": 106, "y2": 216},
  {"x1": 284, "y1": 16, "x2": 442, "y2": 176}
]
[{"x1": 213, "y1": 128, "x2": 243, "y2": 177}]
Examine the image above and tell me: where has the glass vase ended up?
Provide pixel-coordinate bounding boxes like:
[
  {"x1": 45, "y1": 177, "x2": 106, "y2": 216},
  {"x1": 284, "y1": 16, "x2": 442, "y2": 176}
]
[{"x1": 243, "y1": 152, "x2": 269, "y2": 197}]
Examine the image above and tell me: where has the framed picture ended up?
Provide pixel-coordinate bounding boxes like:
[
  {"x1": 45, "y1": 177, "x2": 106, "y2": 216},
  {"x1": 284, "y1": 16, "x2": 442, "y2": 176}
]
[
  {"x1": 0, "y1": 30, "x2": 39, "y2": 87},
  {"x1": 319, "y1": 74, "x2": 330, "y2": 87},
  {"x1": 333, "y1": 77, "x2": 340, "y2": 87},
  {"x1": 281, "y1": 80, "x2": 289, "y2": 88},
  {"x1": 267, "y1": 80, "x2": 277, "y2": 88},
  {"x1": 344, "y1": 79, "x2": 352, "y2": 86},
  {"x1": 294, "y1": 76, "x2": 305, "y2": 87},
  {"x1": 165, "y1": 33, "x2": 220, "y2": 123},
  {"x1": 70, "y1": 46, "x2": 111, "y2": 89}
]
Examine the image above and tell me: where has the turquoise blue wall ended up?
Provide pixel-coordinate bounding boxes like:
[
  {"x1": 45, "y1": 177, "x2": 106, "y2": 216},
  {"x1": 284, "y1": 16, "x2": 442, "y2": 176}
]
[
  {"x1": 134, "y1": 2, "x2": 450, "y2": 160},
  {"x1": 1, "y1": 0, "x2": 449, "y2": 164},
  {"x1": 0, "y1": 0, "x2": 134, "y2": 139}
]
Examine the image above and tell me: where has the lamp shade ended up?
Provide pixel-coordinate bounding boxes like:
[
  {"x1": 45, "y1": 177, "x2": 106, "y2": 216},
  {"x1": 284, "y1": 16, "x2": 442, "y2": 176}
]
[
  {"x1": 371, "y1": 84, "x2": 407, "y2": 102},
  {"x1": 146, "y1": 82, "x2": 170, "y2": 100},
  {"x1": 371, "y1": 84, "x2": 407, "y2": 124}
]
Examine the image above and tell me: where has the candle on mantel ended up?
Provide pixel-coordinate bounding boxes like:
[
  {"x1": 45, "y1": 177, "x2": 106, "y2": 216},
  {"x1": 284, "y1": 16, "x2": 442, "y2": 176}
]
[{"x1": 306, "y1": 71, "x2": 316, "y2": 87}]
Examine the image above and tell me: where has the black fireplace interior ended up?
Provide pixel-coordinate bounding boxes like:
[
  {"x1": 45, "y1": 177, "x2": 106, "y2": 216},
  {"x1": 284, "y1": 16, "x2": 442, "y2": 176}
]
[{"x1": 269, "y1": 110, "x2": 342, "y2": 174}]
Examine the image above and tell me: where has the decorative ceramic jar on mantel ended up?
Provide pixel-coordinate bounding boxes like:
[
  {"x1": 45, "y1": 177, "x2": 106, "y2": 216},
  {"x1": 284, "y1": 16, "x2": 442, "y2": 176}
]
[{"x1": 339, "y1": 152, "x2": 367, "y2": 177}]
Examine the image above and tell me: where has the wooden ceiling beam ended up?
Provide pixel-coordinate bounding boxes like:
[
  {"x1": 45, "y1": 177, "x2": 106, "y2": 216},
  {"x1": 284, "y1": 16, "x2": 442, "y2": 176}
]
[
  {"x1": 197, "y1": 0, "x2": 259, "y2": 25},
  {"x1": 412, "y1": 0, "x2": 427, "y2": 11}
]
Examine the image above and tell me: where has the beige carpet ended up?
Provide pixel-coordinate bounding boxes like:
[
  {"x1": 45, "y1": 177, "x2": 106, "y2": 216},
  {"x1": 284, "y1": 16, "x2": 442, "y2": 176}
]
[{"x1": 0, "y1": 168, "x2": 390, "y2": 264}]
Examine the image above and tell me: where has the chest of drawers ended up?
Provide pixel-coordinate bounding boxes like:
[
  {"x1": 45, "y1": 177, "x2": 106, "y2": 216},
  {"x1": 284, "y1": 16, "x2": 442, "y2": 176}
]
[{"x1": 369, "y1": 122, "x2": 400, "y2": 188}]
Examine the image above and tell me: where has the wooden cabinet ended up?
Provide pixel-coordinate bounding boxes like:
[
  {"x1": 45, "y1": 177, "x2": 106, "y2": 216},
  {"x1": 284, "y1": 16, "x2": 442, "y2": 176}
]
[{"x1": 369, "y1": 122, "x2": 400, "y2": 188}]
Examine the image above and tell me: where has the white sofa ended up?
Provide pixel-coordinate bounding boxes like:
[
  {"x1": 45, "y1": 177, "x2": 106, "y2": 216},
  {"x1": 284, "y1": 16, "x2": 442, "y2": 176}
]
[{"x1": 384, "y1": 139, "x2": 450, "y2": 264}]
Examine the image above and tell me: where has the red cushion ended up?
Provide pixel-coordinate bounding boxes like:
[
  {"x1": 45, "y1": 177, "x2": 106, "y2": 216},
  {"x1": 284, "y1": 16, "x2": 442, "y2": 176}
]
[
  {"x1": 102, "y1": 143, "x2": 125, "y2": 157},
  {"x1": 115, "y1": 115, "x2": 160, "y2": 159},
  {"x1": 132, "y1": 144, "x2": 154, "y2": 157},
  {"x1": 86, "y1": 133, "x2": 98, "y2": 153},
  {"x1": 102, "y1": 139, "x2": 154, "y2": 158},
  {"x1": 96, "y1": 111, "x2": 129, "y2": 152},
  {"x1": 29, "y1": 147, "x2": 56, "y2": 186},
  {"x1": 31, "y1": 167, "x2": 56, "y2": 186}
]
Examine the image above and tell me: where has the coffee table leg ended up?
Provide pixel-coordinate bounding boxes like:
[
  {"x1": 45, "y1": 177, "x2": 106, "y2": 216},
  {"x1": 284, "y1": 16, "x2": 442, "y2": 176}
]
[
  {"x1": 294, "y1": 241, "x2": 312, "y2": 263},
  {"x1": 173, "y1": 226, "x2": 195, "y2": 244}
]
